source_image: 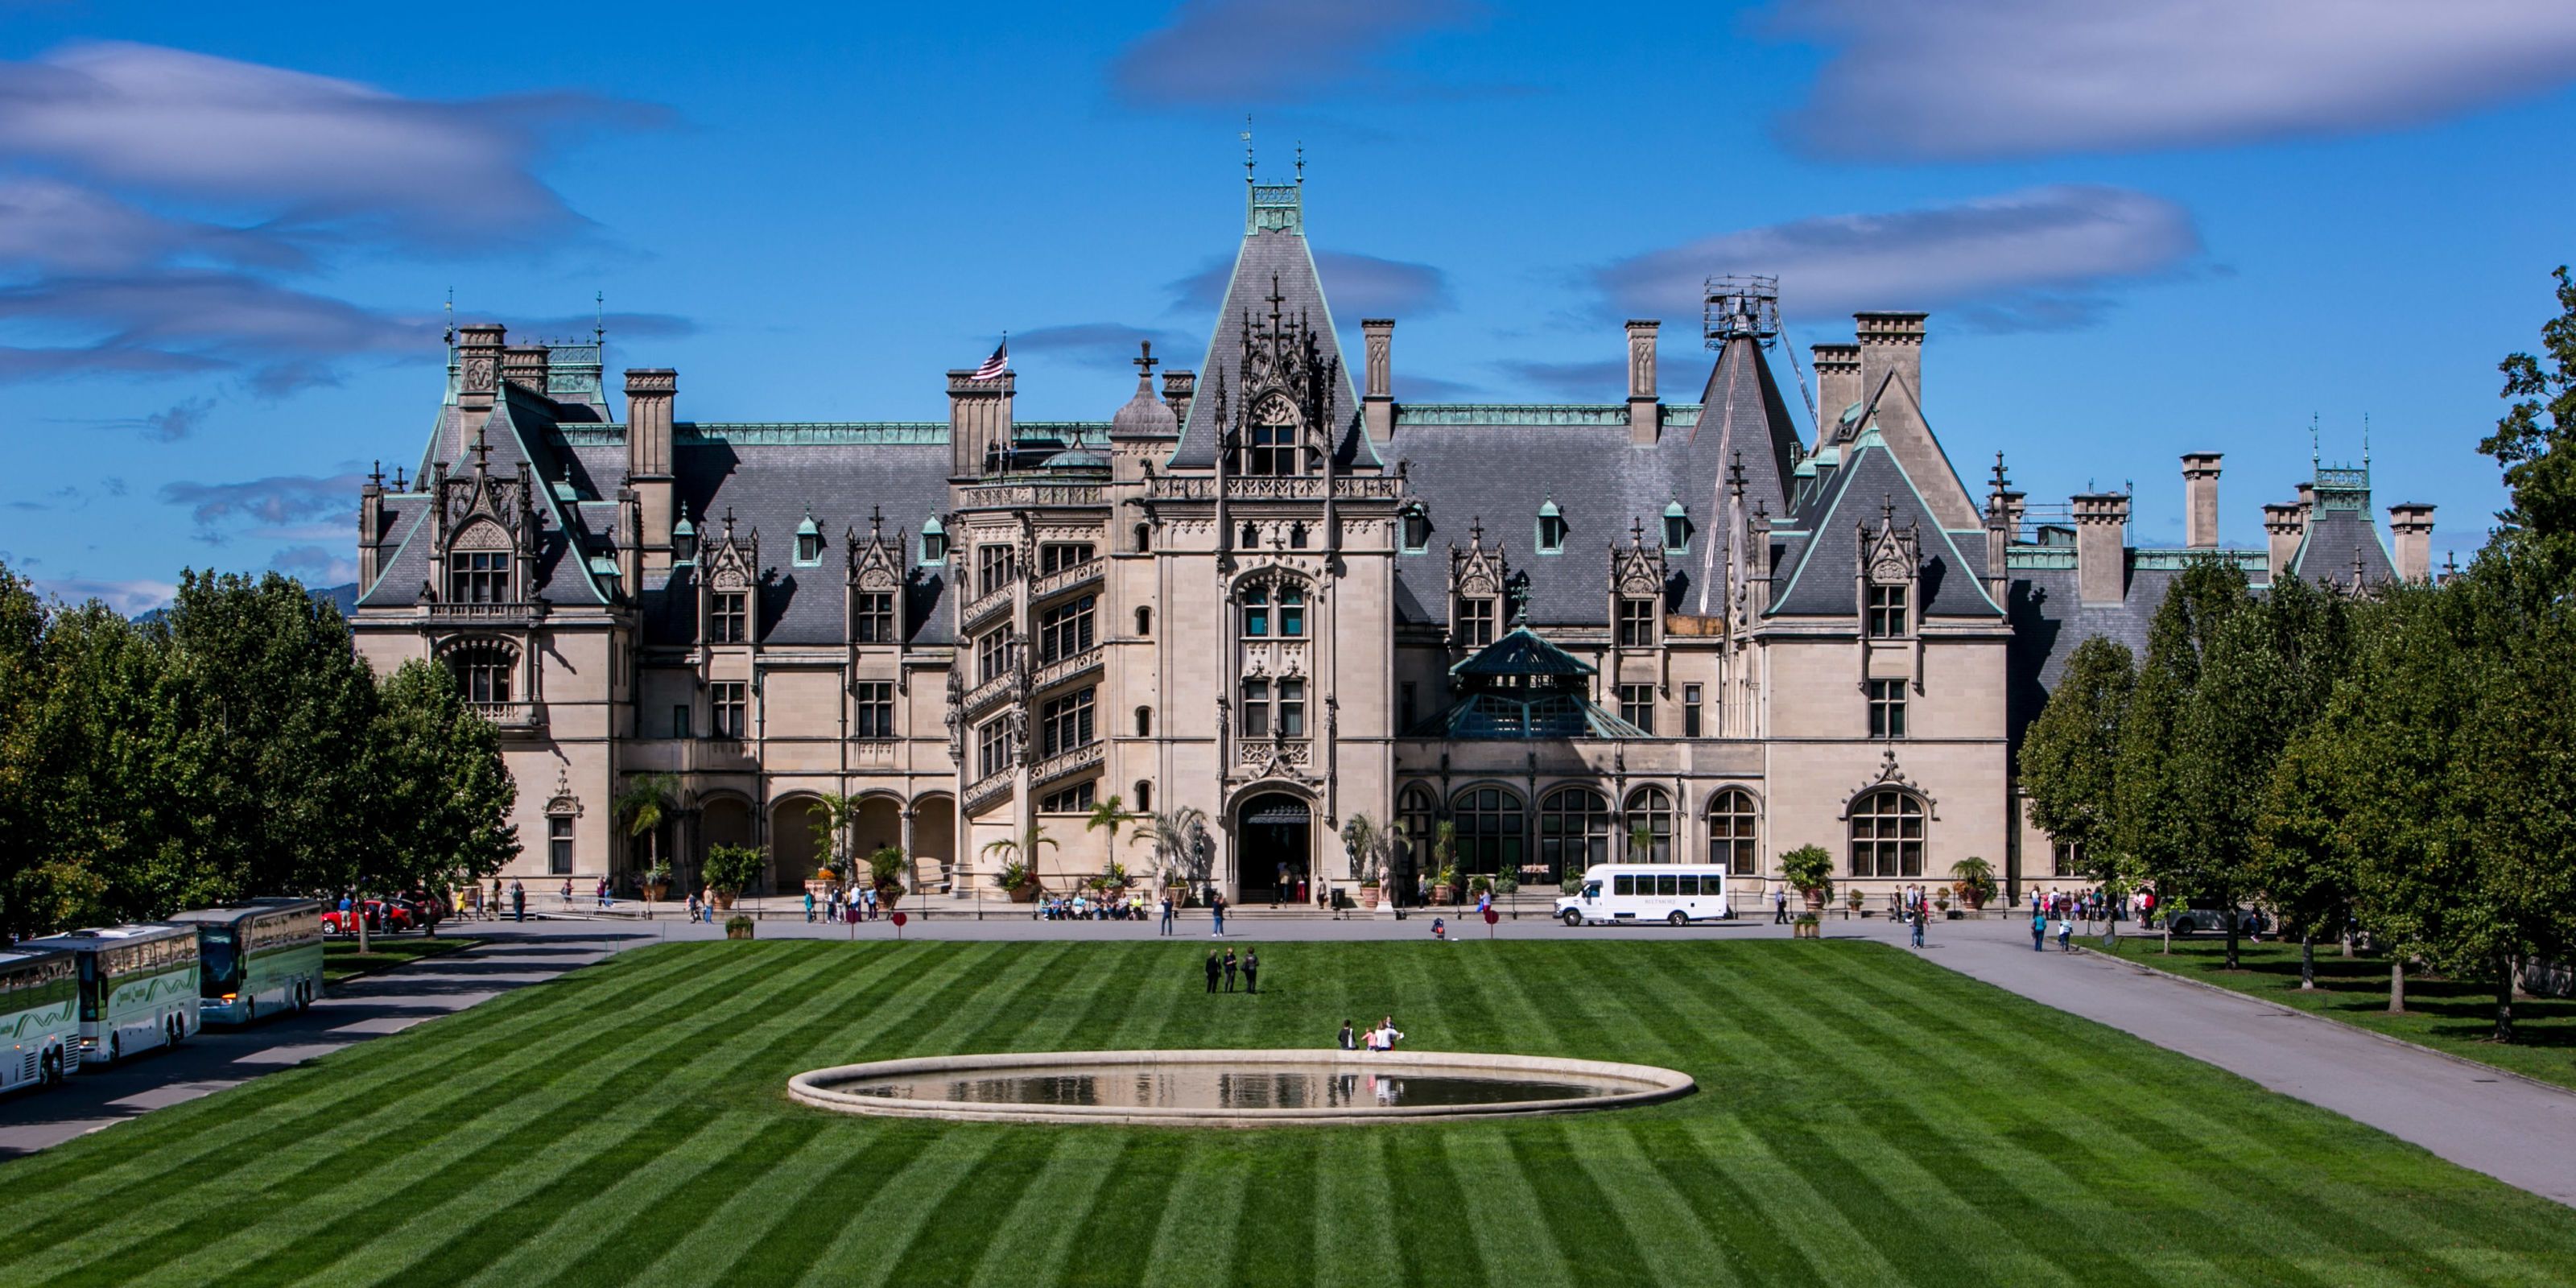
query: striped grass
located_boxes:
[3,939,2574,1287]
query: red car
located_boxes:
[322,900,419,935]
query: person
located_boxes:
[1244,948,1261,995]
[803,890,816,923]
[1222,947,1239,993]
[1205,949,1222,993]
[1773,887,1789,925]
[1909,904,1926,949]
[1431,916,1447,941]
[1476,888,1491,915]
[1376,1017,1405,1051]
[1338,1020,1356,1051]
[2030,904,2046,952]
[1276,861,1290,907]
[2056,914,2074,952]
[685,890,701,924]
[1159,894,1175,936]
[489,878,504,920]
[1211,891,1227,938]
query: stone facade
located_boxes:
[348,178,2435,906]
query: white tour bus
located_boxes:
[0,945,77,1093]
[167,899,326,1024]
[1556,864,1737,926]
[23,924,200,1066]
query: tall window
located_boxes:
[1399,786,1437,884]
[1849,790,1925,877]
[1134,706,1153,737]
[547,816,573,875]
[1450,786,1525,878]
[1662,505,1689,553]
[1278,584,1307,637]
[1457,597,1496,647]
[854,592,895,643]
[919,521,947,565]
[712,681,748,737]
[1867,584,1909,638]
[1618,683,1655,733]
[1242,585,1270,638]
[1133,522,1152,553]
[978,544,1016,596]
[1135,606,1152,637]
[1288,522,1309,550]
[1868,679,1907,738]
[1682,683,1703,738]
[977,717,1013,779]
[1248,423,1297,475]
[449,551,510,603]
[1040,543,1095,574]
[977,626,1014,685]
[1538,787,1613,877]
[1039,594,1096,662]
[2053,839,2083,877]
[712,591,748,643]
[1617,598,1656,646]
[1039,782,1096,814]
[1040,687,1095,758]
[1402,508,1430,552]
[1240,678,1270,737]
[449,643,514,704]
[797,529,824,564]
[1708,790,1758,874]
[1625,786,1674,863]
[1401,681,1418,730]
[854,681,894,738]
[1278,679,1307,737]
[671,704,691,739]
[1134,781,1152,811]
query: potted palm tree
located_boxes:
[1340,813,1406,910]
[1950,856,1997,913]
[867,845,906,909]
[1779,844,1834,914]
[983,823,1055,902]
[1084,795,1136,893]
[614,774,680,898]
[642,857,673,903]
[1431,821,1459,903]
[1130,805,1211,906]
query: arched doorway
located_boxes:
[853,797,903,872]
[912,795,956,893]
[700,796,753,893]
[1237,792,1311,905]
[771,796,829,893]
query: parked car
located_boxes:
[2165,901,2268,937]
[321,900,419,936]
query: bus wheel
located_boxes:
[1667,910,1690,927]
[1561,910,1583,927]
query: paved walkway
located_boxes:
[0,929,642,1158]
[1861,914,2576,1208]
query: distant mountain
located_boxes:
[132,582,360,627]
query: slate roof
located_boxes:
[1767,433,2000,621]
[1170,221,1375,471]
[362,385,612,611]
[2289,506,2396,587]
[2004,564,2175,745]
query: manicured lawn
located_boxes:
[323,935,478,987]
[2099,934,2576,1092]
[4,939,2573,1286]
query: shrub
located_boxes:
[1778,844,1835,900]
[991,861,1034,891]
[705,844,766,896]
[724,914,754,939]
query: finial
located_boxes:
[393,466,407,490]
[1295,141,1305,184]
[1990,448,2009,491]
[595,290,605,345]
[443,288,454,348]
[1243,116,1254,183]
[2310,412,2321,473]
[869,504,884,537]
[2362,412,2371,469]
[473,425,492,472]
[369,459,384,487]
[1469,515,1484,547]
[1881,493,1894,526]
[1268,274,1286,320]
[723,506,736,538]
[1631,516,1645,547]
[1728,450,1747,497]
[1134,341,1158,378]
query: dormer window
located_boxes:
[1248,423,1296,476]
[1867,584,1909,638]
[1535,501,1566,555]
[671,514,697,565]
[712,591,749,643]
[919,518,947,566]
[1617,597,1656,646]
[1456,596,1496,647]
[1402,506,1430,553]
[795,510,824,566]
[1662,502,1689,554]
[449,551,510,603]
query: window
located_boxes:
[673,518,697,565]
[1538,787,1614,877]
[1618,683,1655,733]
[1663,503,1689,553]
[977,626,1014,685]
[712,591,749,643]
[1040,687,1095,758]
[1626,786,1674,863]
[1849,790,1925,877]
[1400,681,1418,730]
[1617,597,1656,646]
[1242,585,1270,638]
[1399,786,1437,883]
[1240,678,1270,737]
[1039,782,1097,814]
[1536,502,1566,554]
[1450,786,1525,877]
[855,592,895,643]
[1241,522,1260,547]
[1249,422,1296,476]
[919,519,947,566]
[1135,606,1152,637]
[671,704,691,740]
[547,816,573,875]
[1868,679,1907,738]
[796,529,824,565]
[1040,543,1095,574]
[449,551,510,603]
[977,717,1013,779]
[1278,679,1307,737]
[1708,789,1758,875]
[1134,706,1153,737]
[1457,597,1496,647]
[1133,522,1152,553]
[1289,522,1309,550]
[449,643,514,704]
[855,681,894,738]
[1134,781,1152,812]
[1867,584,1909,638]
[2053,839,2083,877]
[1039,594,1096,663]
[978,544,1016,596]
[712,682,748,737]
[1682,683,1703,738]
[1278,584,1307,637]
[1402,508,1430,552]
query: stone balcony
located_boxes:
[1029,558,1103,607]
[960,580,1014,634]
[420,600,546,628]
[1140,475,1406,502]
[1030,646,1102,696]
[1030,741,1104,789]
[466,701,546,735]
[963,767,1013,816]
[962,669,1016,720]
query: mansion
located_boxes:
[346,176,2437,905]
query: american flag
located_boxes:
[971,339,1008,381]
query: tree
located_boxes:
[982,823,1056,891]
[703,844,765,902]
[1340,812,1407,890]
[2489,265,2576,562]
[363,659,518,899]
[613,774,682,892]
[803,792,865,886]
[2115,558,2262,966]
[1084,795,1136,878]
[2019,635,2134,888]
[2254,728,2360,989]
[1132,806,1212,894]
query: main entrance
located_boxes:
[1236,793,1311,906]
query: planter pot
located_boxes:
[725,922,754,941]
[1432,884,1454,905]
[875,884,902,909]
[1007,883,1042,904]
[1802,892,1825,913]
[1792,920,1822,940]
[643,881,670,902]
[713,891,737,910]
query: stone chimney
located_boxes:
[2262,503,2305,583]
[2387,503,2436,583]
[2295,481,2315,518]
[1162,369,1195,427]
[1362,319,1394,444]
[625,368,677,570]
[357,469,384,589]
[1626,320,1660,445]
[2181,452,2223,548]
[947,368,1014,479]
[1855,312,1926,415]
[453,323,505,449]
[1812,343,1860,434]
[502,344,550,395]
[2071,492,2130,606]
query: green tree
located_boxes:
[1084,794,1136,879]
[982,822,1056,890]
[2019,634,2134,888]
[1132,806,1212,894]
[364,659,518,898]
[704,844,766,901]
[2489,265,2576,560]
[613,774,683,891]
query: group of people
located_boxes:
[799,886,886,923]
[1336,1017,1406,1052]
[1034,893,1149,921]
[1897,886,1934,948]
[1203,946,1260,993]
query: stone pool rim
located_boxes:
[786,1049,1695,1127]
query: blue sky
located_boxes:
[6,0,2575,611]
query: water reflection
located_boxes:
[842,1064,1608,1109]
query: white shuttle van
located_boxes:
[1555,865,1736,927]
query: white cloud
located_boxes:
[1593,184,2202,332]
[35,576,175,616]
[1773,0,2576,159]
[1111,0,1470,108]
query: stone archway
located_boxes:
[911,796,956,894]
[852,796,902,882]
[700,796,753,894]
[771,796,829,894]
[1236,791,1311,906]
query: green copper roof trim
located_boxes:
[679,423,949,446]
[2130,548,2268,573]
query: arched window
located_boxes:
[1398,785,1437,891]
[1135,605,1153,637]
[1241,522,1260,548]
[1707,789,1758,875]
[1289,521,1309,550]
[1278,584,1307,637]
[1135,706,1152,737]
[1133,522,1152,553]
[1849,790,1925,877]
[1538,787,1613,879]
[1662,502,1690,554]
[1134,781,1152,812]
[1535,500,1567,554]
[1449,786,1525,879]
[446,641,516,705]
[1241,584,1270,637]
[1625,786,1674,863]
[919,517,947,566]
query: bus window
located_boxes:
[1678,874,1699,897]
[1583,881,1602,900]
[75,955,99,1021]
[1613,875,1635,897]
[1657,875,1678,897]
[199,930,239,994]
